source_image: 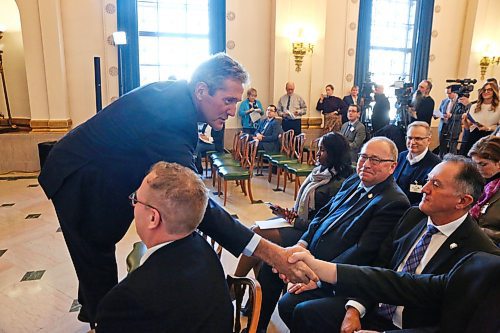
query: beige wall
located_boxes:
[2,0,500,129]
[0,0,30,119]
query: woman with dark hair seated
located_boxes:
[468,135,500,244]
[234,132,354,277]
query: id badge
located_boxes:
[410,183,423,193]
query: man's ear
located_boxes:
[457,194,474,210]
[148,209,162,229]
[194,82,209,101]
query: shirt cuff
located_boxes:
[345,300,366,318]
[242,234,262,256]
[297,240,308,248]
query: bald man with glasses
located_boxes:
[253,137,410,333]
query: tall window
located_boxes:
[368,0,417,117]
[137,0,210,85]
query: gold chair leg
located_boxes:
[247,178,254,204]
[223,180,228,206]
[241,179,247,196]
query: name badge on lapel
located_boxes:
[410,181,423,193]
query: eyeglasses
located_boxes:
[482,88,493,93]
[357,154,394,165]
[128,191,159,211]
[406,136,430,142]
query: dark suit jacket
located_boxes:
[255,117,283,153]
[340,121,366,162]
[355,208,499,329]
[301,174,410,266]
[393,150,441,205]
[95,233,233,332]
[336,251,500,333]
[38,80,253,256]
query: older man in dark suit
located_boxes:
[95,162,232,332]
[394,121,441,205]
[293,155,498,333]
[253,137,410,332]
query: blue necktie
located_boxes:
[379,224,439,321]
[309,187,365,251]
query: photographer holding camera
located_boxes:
[372,84,391,132]
[409,80,435,125]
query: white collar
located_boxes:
[427,213,468,237]
[139,240,174,266]
[407,148,428,165]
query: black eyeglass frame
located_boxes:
[357,153,395,165]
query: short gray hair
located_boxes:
[407,121,431,137]
[365,136,398,161]
[442,154,484,206]
[189,53,249,95]
[147,162,208,235]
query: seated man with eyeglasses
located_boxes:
[95,162,232,332]
[393,121,441,205]
[253,137,411,333]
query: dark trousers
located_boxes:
[51,165,133,322]
[282,118,301,135]
[460,129,492,156]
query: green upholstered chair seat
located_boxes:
[218,166,250,180]
[285,163,315,176]
[213,158,241,168]
[210,152,230,160]
[263,152,286,160]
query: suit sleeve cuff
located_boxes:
[297,240,308,248]
[345,300,366,318]
[242,234,262,256]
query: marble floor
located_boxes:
[0,170,296,332]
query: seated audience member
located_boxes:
[234,133,354,278]
[95,162,232,332]
[239,87,264,135]
[393,121,441,205]
[340,104,367,162]
[373,124,406,153]
[333,155,498,333]
[288,250,500,333]
[253,105,283,153]
[255,137,410,332]
[372,85,391,132]
[316,84,347,134]
[342,86,361,123]
[469,136,500,244]
[277,81,307,135]
[461,81,499,155]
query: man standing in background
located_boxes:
[278,81,307,135]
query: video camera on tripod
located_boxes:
[393,80,414,108]
[360,72,376,105]
[446,78,477,98]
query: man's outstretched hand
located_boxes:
[253,240,318,284]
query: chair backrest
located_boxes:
[227,275,262,333]
[197,230,223,259]
[243,140,260,174]
[308,137,321,165]
[280,129,295,156]
[292,133,306,162]
[235,133,250,162]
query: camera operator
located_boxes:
[409,80,435,125]
[460,81,499,155]
[372,84,390,132]
[437,86,459,157]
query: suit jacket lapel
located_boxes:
[392,218,427,269]
[421,216,472,273]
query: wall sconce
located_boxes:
[292,42,314,72]
[479,56,500,80]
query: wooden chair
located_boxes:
[208,131,241,180]
[263,129,294,184]
[227,275,262,333]
[269,133,306,191]
[212,133,249,187]
[217,140,259,206]
[283,137,320,199]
